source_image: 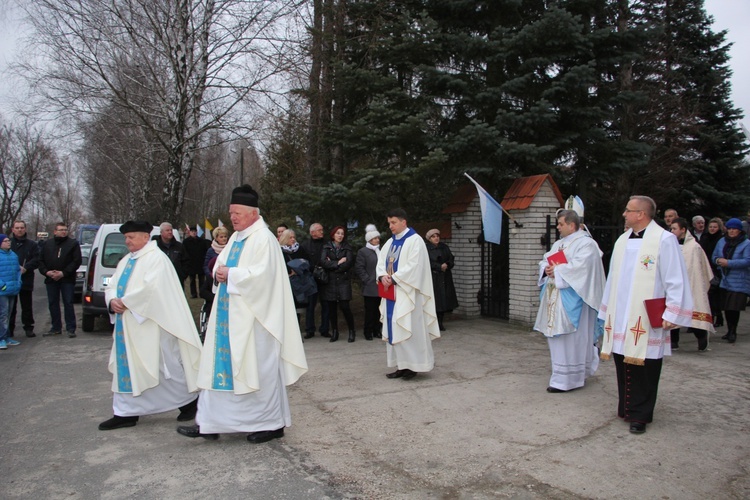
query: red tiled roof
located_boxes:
[442,184,480,214]
[501,174,563,210]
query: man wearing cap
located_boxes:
[599,196,692,434]
[534,210,605,393]
[178,185,307,443]
[377,208,440,381]
[98,221,203,431]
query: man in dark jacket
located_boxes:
[300,222,329,338]
[182,226,210,298]
[153,222,189,284]
[38,222,82,338]
[9,220,40,337]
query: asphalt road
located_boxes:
[2,274,749,499]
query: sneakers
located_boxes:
[0,340,6,350]
[67,331,77,338]
[6,339,20,346]
[43,330,62,337]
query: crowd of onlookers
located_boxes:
[661,209,750,347]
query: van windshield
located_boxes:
[102,234,128,268]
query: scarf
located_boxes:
[281,241,300,254]
[366,242,380,253]
[211,239,226,254]
[722,232,747,260]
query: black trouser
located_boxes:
[708,284,722,323]
[363,296,381,335]
[188,273,205,297]
[670,328,707,346]
[614,353,662,424]
[9,289,34,335]
[328,300,355,332]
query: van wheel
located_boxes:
[82,314,95,332]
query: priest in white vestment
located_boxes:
[178,185,308,443]
[599,196,693,434]
[669,218,715,351]
[99,221,203,431]
[533,210,605,393]
[377,208,440,380]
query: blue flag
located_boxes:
[464,173,503,244]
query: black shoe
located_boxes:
[386,369,405,379]
[177,425,218,440]
[373,331,382,339]
[671,344,678,351]
[713,317,723,327]
[304,332,315,339]
[348,330,355,343]
[329,330,339,342]
[177,399,198,421]
[68,331,77,338]
[43,330,62,337]
[320,331,331,338]
[546,387,567,393]
[247,428,284,443]
[401,369,417,380]
[99,415,139,431]
[364,330,373,341]
[629,422,646,434]
[191,294,198,299]
[721,333,729,340]
[727,332,737,343]
[25,331,36,338]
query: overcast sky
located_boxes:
[1,1,748,125]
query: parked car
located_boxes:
[74,244,91,302]
[81,224,180,332]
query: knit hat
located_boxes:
[0,234,7,245]
[725,218,743,230]
[365,228,380,242]
[425,228,440,239]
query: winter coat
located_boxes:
[287,258,318,307]
[301,237,326,267]
[183,236,210,274]
[10,235,40,291]
[320,241,354,302]
[354,246,379,297]
[153,236,189,282]
[426,241,459,312]
[0,249,22,296]
[712,236,750,295]
[38,236,82,284]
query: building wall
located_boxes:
[443,198,482,318]
[507,182,560,326]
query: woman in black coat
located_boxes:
[425,229,459,331]
[701,218,726,327]
[320,225,356,342]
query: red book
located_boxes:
[643,297,667,329]
[378,281,395,300]
[547,250,568,266]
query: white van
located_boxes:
[81,224,181,332]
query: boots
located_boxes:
[727,326,737,343]
[364,329,373,341]
[373,325,382,339]
[329,330,339,342]
[348,330,356,343]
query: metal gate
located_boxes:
[479,215,510,318]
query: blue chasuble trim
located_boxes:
[115,258,136,393]
[211,239,246,390]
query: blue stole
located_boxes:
[114,258,137,393]
[211,238,246,390]
[538,282,584,330]
[384,228,417,344]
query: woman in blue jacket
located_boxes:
[712,218,750,343]
[0,234,22,349]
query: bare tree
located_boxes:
[48,156,85,226]
[0,121,58,233]
[19,0,300,222]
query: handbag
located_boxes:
[313,265,328,285]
